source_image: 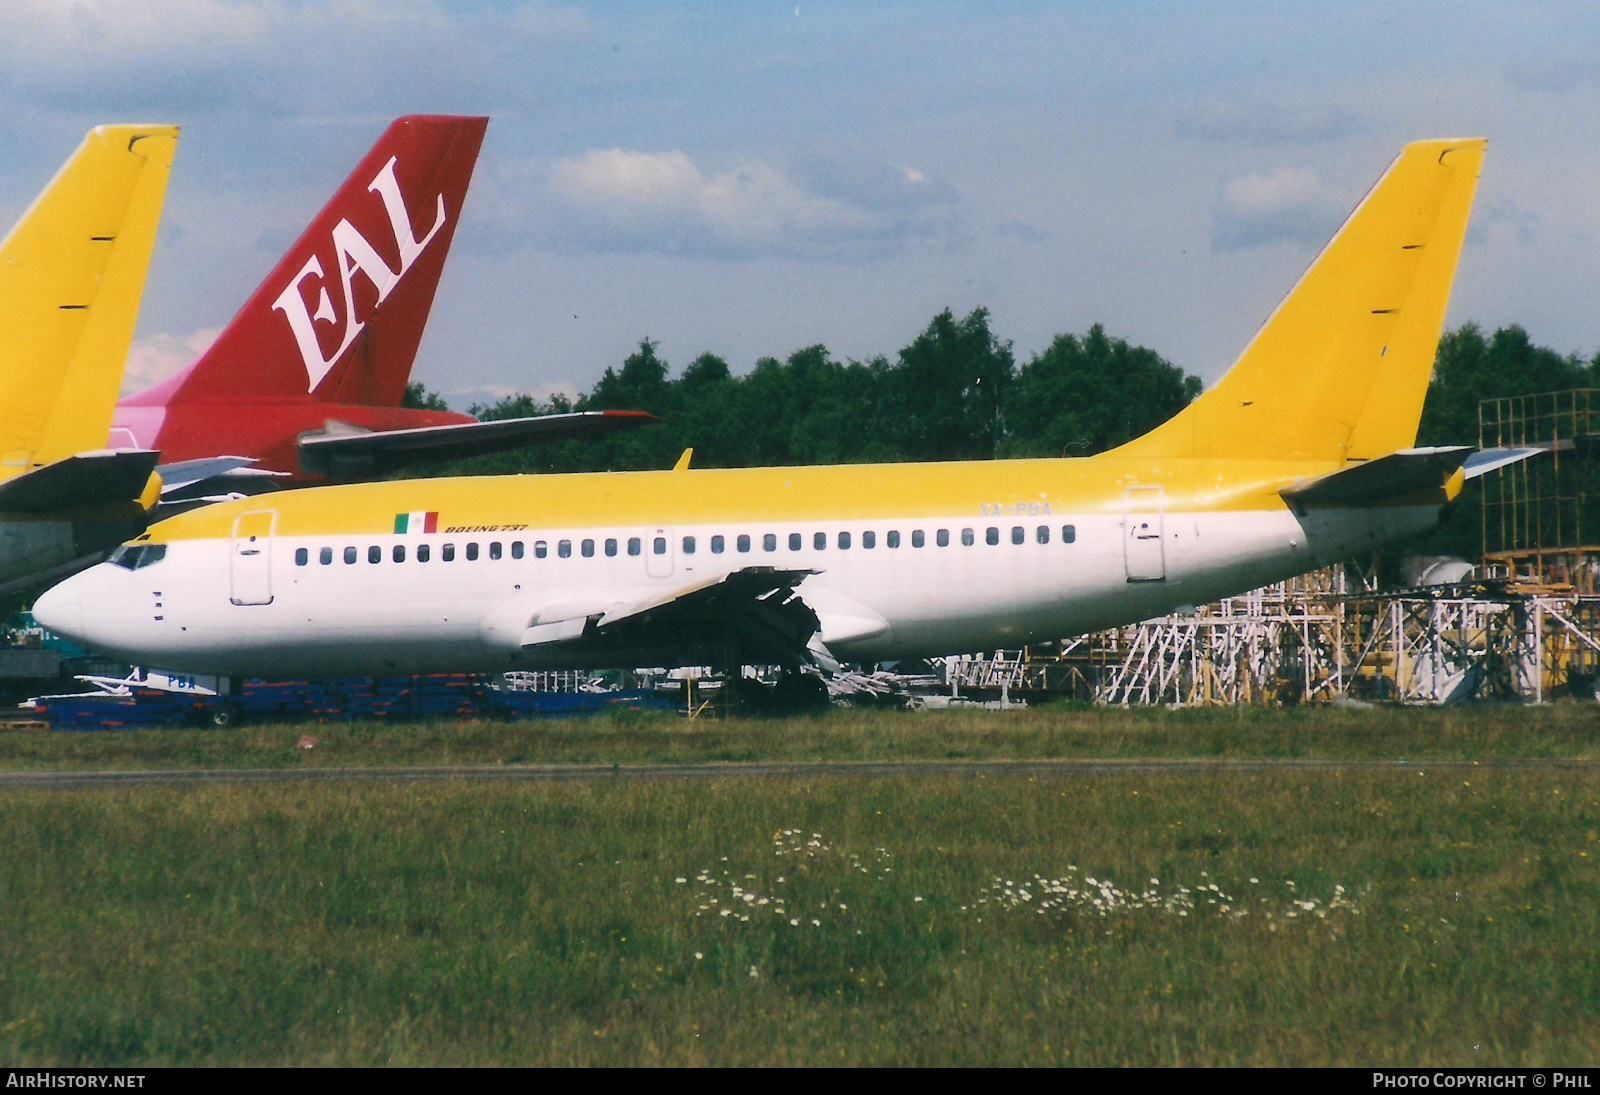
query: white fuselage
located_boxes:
[38,503,1438,677]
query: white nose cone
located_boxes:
[32,574,85,643]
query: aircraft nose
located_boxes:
[32,576,85,643]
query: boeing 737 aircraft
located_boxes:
[0,124,177,597]
[111,115,651,500]
[39,139,1502,687]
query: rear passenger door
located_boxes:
[1123,487,1166,583]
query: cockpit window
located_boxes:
[109,543,167,570]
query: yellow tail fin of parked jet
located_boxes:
[0,124,179,473]
[1119,138,1485,465]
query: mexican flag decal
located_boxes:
[394,511,438,534]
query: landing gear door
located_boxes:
[646,527,673,578]
[230,510,277,605]
[1123,486,1166,583]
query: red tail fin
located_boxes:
[157,115,486,407]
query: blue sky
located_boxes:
[2,1,1597,405]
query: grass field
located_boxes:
[1,717,1598,1064]
[1,702,1598,770]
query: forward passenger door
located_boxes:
[230,510,277,605]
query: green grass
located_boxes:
[1,702,1598,770]
[2,766,1598,1065]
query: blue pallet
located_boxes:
[38,674,671,730]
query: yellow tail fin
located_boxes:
[1119,138,1485,464]
[0,124,179,472]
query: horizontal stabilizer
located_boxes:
[0,450,160,513]
[298,409,658,480]
[1462,446,1545,480]
[157,456,259,493]
[522,566,820,666]
[156,457,289,502]
[1281,446,1470,509]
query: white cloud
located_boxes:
[1210,166,1349,251]
[539,148,959,260]
[121,327,220,395]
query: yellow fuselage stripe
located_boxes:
[146,454,1344,541]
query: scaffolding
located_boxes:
[500,670,608,693]
[1479,388,1600,579]
[1007,574,1600,707]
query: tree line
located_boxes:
[411,307,1202,474]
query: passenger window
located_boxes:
[961,528,975,547]
[558,541,571,558]
[443,544,456,562]
[393,545,406,563]
[653,537,666,555]
[1062,524,1076,544]
[985,527,999,546]
[320,547,333,565]
[604,539,617,557]
[1012,526,1024,545]
[511,542,524,559]
[418,544,431,563]
[344,547,357,564]
[295,548,308,566]
[936,529,949,547]
[863,531,876,549]
[491,542,503,560]
[679,536,693,555]
[789,533,802,551]
[579,540,592,558]
[534,541,548,559]
[887,530,900,548]
[838,531,851,550]
[763,533,777,552]
[1036,525,1049,544]
[913,530,925,548]
[814,532,826,550]
[468,542,481,561]
[368,545,382,563]
[737,534,751,553]
[711,535,725,554]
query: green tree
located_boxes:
[1417,323,1598,447]
[468,392,572,421]
[884,308,1014,460]
[587,339,672,416]
[410,310,1197,477]
[1004,323,1201,457]
[1402,323,1600,560]
[401,382,450,411]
